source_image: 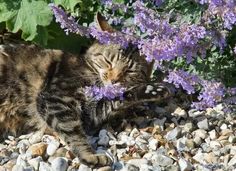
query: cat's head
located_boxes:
[84,13,153,86]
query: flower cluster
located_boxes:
[197,0,236,30]
[49,4,89,36]
[49,1,236,110]
[164,70,200,94]
[192,81,225,110]
[84,84,126,100]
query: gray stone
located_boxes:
[176,138,186,151]
[179,158,192,171]
[127,158,148,168]
[209,130,217,140]
[183,123,194,133]
[192,129,207,139]
[23,166,35,171]
[51,157,68,171]
[12,164,24,171]
[46,142,60,156]
[98,129,110,146]
[165,127,182,141]
[188,109,204,117]
[39,162,52,171]
[151,154,173,166]
[28,156,43,170]
[197,119,209,130]
[148,138,158,150]
[228,155,236,167]
[172,107,187,118]
[153,117,166,130]
[125,163,139,171]
[78,164,92,171]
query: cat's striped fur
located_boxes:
[0,16,172,168]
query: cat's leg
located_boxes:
[37,93,112,168]
[108,82,174,118]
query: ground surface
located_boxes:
[0,103,235,171]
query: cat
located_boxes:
[0,14,172,168]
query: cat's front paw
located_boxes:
[80,153,113,168]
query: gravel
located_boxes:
[0,103,235,171]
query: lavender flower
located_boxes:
[192,81,225,110]
[85,84,126,100]
[164,70,200,94]
[49,4,89,36]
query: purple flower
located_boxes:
[164,70,200,94]
[192,81,226,110]
[85,84,126,100]
[49,4,89,36]
[234,45,236,54]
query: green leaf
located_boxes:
[0,0,52,41]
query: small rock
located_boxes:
[47,141,60,156]
[192,129,207,139]
[197,119,209,130]
[209,130,218,140]
[28,156,43,170]
[172,107,187,118]
[183,123,194,133]
[97,166,112,171]
[125,163,139,171]
[153,118,166,130]
[193,151,205,164]
[78,164,92,171]
[23,166,35,171]
[228,135,236,143]
[228,155,236,167]
[148,138,158,150]
[27,143,47,157]
[12,164,24,171]
[127,158,148,168]
[98,129,110,146]
[209,141,221,150]
[165,127,182,141]
[151,154,173,166]
[39,161,52,171]
[130,128,140,138]
[179,158,192,171]
[176,138,186,151]
[220,123,227,130]
[29,131,44,144]
[188,109,204,117]
[51,157,68,171]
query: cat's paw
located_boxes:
[80,153,113,168]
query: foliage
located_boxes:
[0,0,235,109]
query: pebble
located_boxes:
[98,129,110,146]
[78,164,92,171]
[148,138,158,150]
[127,158,148,168]
[178,158,192,171]
[28,156,43,170]
[197,118,209,130]
[39,161,52,171]
[151,154,173,166]
[0,103,235,171]
[47,141,60,156]
[51,157,68,171]
[165,127,182,141]
[27,142,47,157]
[12,164,24,171]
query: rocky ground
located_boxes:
[0,103,235,171]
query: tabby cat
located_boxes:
[0,14,171,168]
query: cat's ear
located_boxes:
[96,12,116,33]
